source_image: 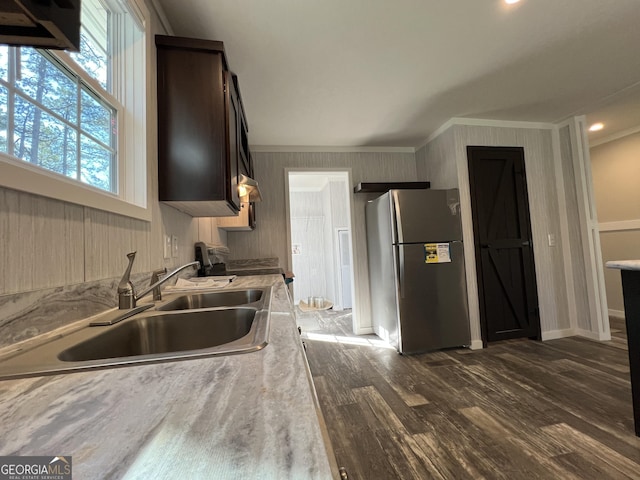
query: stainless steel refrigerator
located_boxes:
[365,188,470,354]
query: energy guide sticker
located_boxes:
[424,243,451,263]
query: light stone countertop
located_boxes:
[606,260,640,271]
[0,275,336,479]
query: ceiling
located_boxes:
[154,0,640,148]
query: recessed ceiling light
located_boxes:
[505,0,521,4]
[589,122,605,132]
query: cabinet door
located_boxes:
[224,71,241,210]
[239,108,250,176]
[157,48,227,202]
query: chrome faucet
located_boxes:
[117,251,200,309]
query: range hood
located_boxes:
[237,174,263,203]
[0,0,81,51]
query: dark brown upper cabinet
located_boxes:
[156,35,252,217]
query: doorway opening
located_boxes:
[285,171,356,324]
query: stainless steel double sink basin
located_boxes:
[0,287,271,380]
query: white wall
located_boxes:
[591,131,640,314]
[558,125,592,332]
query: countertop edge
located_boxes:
[606,260,640,271]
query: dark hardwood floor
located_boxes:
[299,310,640,479]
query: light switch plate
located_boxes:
[548,233,556,247]
[163,234,171,259]
[172,235,179,258]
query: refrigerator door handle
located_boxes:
[395,246,405,299]
[391,190,402,244]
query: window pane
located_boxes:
[0,0,125,199]
[81,134,113,192]
[81,87,114,146]
[13,96,78,177]
[16,48,78,124]
[71,0,109,91]
[0,46,8,81]
[0,86,7,153]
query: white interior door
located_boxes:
[291,216,326,304]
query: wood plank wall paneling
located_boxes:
[0,185,221,296]
[559,125,592,331]
[416,125,574,345]
[451,125,572,337]
[416,127,457,189]
[34,195,84,289]
[84,208,152,281]
[227,151,418,332]
[0,188,84,294]
[0,161,219,293]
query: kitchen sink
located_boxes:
[156,289,263,311]
[0,286,272,380]
[58,308,257,362]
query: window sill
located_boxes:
[0,154,151,222]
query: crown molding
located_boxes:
[250,145,415,153]
[417,117,556,151]
[149,0,174,35]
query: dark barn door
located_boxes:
[467,146,541,344]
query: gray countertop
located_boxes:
[606,260,640,271]
[0,275,336,479]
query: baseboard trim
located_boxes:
[609,309,626,319]
[541,328,575,341]
[575,327,611,341]
[470,339,483,350]
[356,326,375,335]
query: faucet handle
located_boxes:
[151,267,168,301]
[117,252,137,309]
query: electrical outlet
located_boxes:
[172,235,179,258]
[163,234,171,259]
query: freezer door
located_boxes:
[392,189,462,244]
[395,241,470,353]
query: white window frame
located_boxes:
[0,0,150,221]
